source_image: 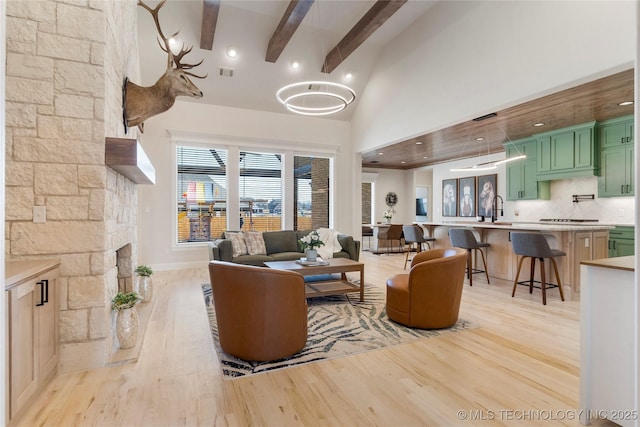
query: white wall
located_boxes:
[352,1,635,154]
[137,101,351,270]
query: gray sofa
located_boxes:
[208,230,360,267]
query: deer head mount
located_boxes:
[123,0,206,133]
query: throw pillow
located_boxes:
[226,232,248,258]
[245,231,267,255]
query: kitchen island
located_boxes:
[417,221,614,298]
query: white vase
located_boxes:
[385,218,391,224]
[116,307,139,349]
[305,249,318,262]
[137,276,153,303]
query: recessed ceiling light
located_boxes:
[345,73,353,80]
[475,137,484,141]
[291,59,300,69]
[415,141,423,145]
[226,46,238,58]
[378,152,384,155]
[618,101,634,106]
[533,122,545,127]
[168,37,178,47]
[423,156,429,159]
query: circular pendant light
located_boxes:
[276,81,356,116]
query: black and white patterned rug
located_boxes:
[202,284,472,379]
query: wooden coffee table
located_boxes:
[264,258,365,302]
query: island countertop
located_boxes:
[419,221,615,232]
[580,255,634,271]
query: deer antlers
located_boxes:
[137,0,206,79]
[122,0,207,133]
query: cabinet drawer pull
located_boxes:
[36,280,46,306]
[621,185,625,194]
[627,136,631,143]
[43,279,49,303]
[608,241,611,250]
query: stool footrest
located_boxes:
[515,279,560,290]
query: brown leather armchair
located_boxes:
[208,261,308,361]
[386,247,467,329]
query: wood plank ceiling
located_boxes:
[362,68,635,170]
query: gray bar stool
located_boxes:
[448,228,490,286]
[510,232,566,305]
[402,225,436,269]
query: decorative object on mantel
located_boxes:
[123,0,206,133]
[111,291,142,349]
[105,137,156,184]
[134,265,153,303]
[299,231,325,262]
[572,194,595,203]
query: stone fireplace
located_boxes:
[5,0,143,371]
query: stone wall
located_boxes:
[5,0,139,372]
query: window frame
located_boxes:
[172,139,336,248]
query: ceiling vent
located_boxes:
[218,67,234,77]
[472,112,498,122]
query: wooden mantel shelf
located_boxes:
[105,137,156,185]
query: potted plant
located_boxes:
[135,265,153,303]
[111,291,142,349]
[299,231,325,262]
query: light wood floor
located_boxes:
[16,251,615,426]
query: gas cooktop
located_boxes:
[539,218,599,223]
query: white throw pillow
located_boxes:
[226,232,248,257]
[244,231,267,255]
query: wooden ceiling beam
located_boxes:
[265,0,315,63]
[200,0,220,51]
[322,0,407,74]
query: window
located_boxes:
[239,151,282,232]
[175,145,333,243]
[294,156,330,230]
[176,147,227,242]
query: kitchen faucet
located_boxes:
[491,195,504,222]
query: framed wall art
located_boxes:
[442,179,457,217]
[458,176,476,217]
[477,174,497,218]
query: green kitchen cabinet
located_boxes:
[608,226,634,258]
[598,116,634,197]
[536,122,597,180]
[599,115,633,149]
[599,144,634,197]
[504,138,550,201]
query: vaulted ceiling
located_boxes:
[136,1,634,170]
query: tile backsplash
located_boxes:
[504,176,634,225]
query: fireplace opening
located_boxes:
[116,244,133,293]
